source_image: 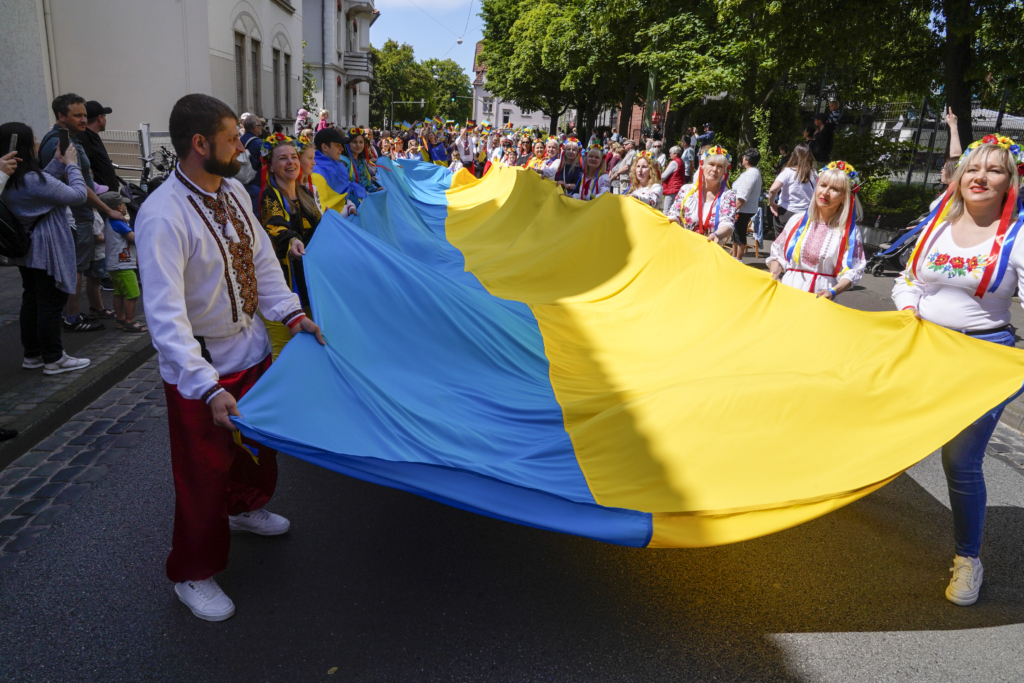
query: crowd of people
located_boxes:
[1,91,1021,618]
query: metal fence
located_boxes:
[858,101,1024,187]
[99,128,172,184]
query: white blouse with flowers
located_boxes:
[668,183,739,235]
[767,212,866,294]
[892,221,1024,331]
[628,183,663,208]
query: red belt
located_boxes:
[787,268,834,293]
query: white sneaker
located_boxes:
[946,555,983,606]
[174,578,236,621]
[228,508,290,536]
[22,356,43,369]
[42,352,91,375]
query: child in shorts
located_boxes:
[100,192,147,333]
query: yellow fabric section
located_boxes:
[310,173,349,213]
[443,165,1024,548]
[263,317,292,361]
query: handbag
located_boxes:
[0,199,43,259]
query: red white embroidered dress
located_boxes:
[766,213,866,294]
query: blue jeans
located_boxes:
[941,328,1016,557]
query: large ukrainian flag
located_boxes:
[234,159,1024,548]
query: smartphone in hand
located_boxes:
[7,133,17,153]
[58,128,70,155]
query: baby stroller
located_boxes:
[865,214,926,277]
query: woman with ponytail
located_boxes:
[892,137,1024,607]
[667,145,738,246]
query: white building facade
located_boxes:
[1,0,373,136]
[301,0,377,128]
[471,42,549,131]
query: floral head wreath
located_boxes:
[564,137,581,147]
[588,142,604,152]
[348,127,366,138]
[700,145,732,168]
[959,134,1024,176]
[260,132,307,159]
[821,160,861,194]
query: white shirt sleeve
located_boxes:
[766,213,804,272]
[661,160,678,181]
[137,211,221,400]
[892,267,924,310]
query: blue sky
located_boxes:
[372,0,484,79]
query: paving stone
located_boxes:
[157,396,167,407]
[117,410,145,423]
[105,421,127,434]
[15,450,51,468]
[7,477,46,497]
[12,498,48,516]
[69,450,101,467]
[112,431,142,448]
[74,466,108,484]
[95,449,126,466]
[84,420,115,436]
[148,407,168,418]
[31,435,66,451]
[29,462,63,478]
[32,482,66,499]
[101,405,129,419]
[28,504,68,526]
[145,389,164,400]
[53,483,90,505]
[50,467,84,483]
[93,434,118,449]
[13,403,37,411]
[127,418,159,433]
[0,516,28,536]
[46,447,79,462]
[117,395,139,405]
[0,498,23,518]
[0,468,30,486]
[54,422,85,437]
[88,398,116,409]
[0,553,22,572]
[5,528,46,552]
[67,434,96,446]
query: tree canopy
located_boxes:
[369,41,473,128]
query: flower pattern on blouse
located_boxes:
[669,185,739,233]
[926,251,994,279]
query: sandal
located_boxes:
[90,307,117,319]
[122,320,148,333]
[115,319,125,330]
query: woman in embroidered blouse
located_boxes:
[258,136,322,310]
[379,137,392,160]
[342,128,383,194]
[572,144,610,201]
[766,161,866,299]
[667,146,738,246]
[625,152,663,209]
[536,138,561,180]
[892,137,1024,607]
[391,137,404,160]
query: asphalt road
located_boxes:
[2,242,1024,681]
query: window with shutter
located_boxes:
[273,48,281,118]
[234,33,246,115]
[251,38,261,115]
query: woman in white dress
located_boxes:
[625,151,663,208]
[892,136,1024,607]
[766,161,866,300]
[572,144,611,201]
[667,146,738,246]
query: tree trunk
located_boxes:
[618,65,640,137]
[943,0,975,151]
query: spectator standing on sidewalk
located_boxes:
[239,113,265,212]
[38,93,124,333]
[136,94,324,622]
[79,101,120,192]
[680,137,695,183]
[660,145,687,214]
[1,122,92,375]
[809,112,835,164]
[99,192,146,333]
[695,123,716,148]
[768,143,817,238]
[729,148,763,259]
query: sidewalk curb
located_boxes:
[1000,397,1024,433]
[0,339,155,472]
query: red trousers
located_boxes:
[164,355,277,583]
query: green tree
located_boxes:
[301,40,319,113]
[369,39,432,128]
[422,58,474,122]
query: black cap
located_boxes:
[703,122,713,129]
[313,127,346,150]
[86,101,112,119]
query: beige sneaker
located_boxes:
[43,352,91,375]
[945,555,983,606]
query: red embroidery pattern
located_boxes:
[186,195,238,322]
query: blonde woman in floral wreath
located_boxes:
[625,151,663,208]
[892,136,1024,607]
[766,161,865,299]
[668,145,738,246]
[572,143,611,201]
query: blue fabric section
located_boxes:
[235,160,653,547]
[109,219,132,236]
[313,150,368,202]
